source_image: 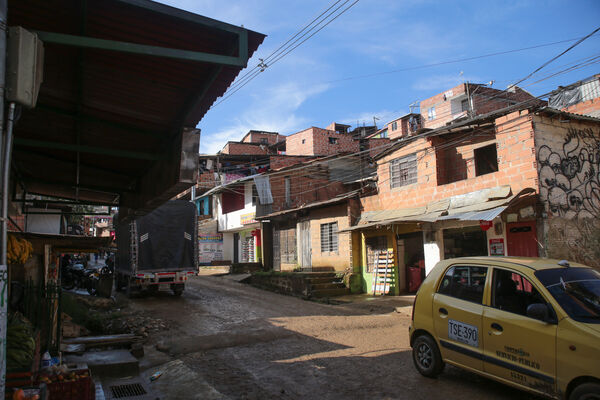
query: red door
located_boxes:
[507,221,539,257]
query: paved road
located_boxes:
[126,275,539,400]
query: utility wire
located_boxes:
[508,26,600,91]
[224,0,347,93]
[212,0,360,108]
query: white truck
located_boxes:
[115,200,197,297]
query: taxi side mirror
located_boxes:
[527,303,550,322]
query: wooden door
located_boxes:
[300,221,311,271]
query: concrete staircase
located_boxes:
[301,271,350,298]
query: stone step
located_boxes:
[310,282,346,290]
[296,272,338,278]
[304,277,341,284]
[66,349,139,378]
[312,287,350,298]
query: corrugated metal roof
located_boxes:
[341,187,536,232]
[8,0,265,214]
[256,189,362,220]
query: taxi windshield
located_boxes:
[535,267,600,324]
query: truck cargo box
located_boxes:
[116,200,197,274]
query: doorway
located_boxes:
[299,221,311,271]
[507,221,539,257]
[397,232,425,293]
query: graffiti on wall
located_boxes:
[537,127,600,219]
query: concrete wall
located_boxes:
[216,182,257,231]
[242,132,285,145]
[308,204,351,271]
[533,113,600,266]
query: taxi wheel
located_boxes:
[412,334,445,378]
[570,382,600,400]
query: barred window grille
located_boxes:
[390,153,417,188]
[320,222,338,253]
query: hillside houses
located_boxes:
[185,75,600,295]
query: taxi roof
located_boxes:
[444,256,591,271]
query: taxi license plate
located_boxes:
[448,319,478,348]
[158,284,171,291]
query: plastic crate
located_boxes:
[46,376,94,400]
[42,364,94,400]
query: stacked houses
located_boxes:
[181,75,600,295]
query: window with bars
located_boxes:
[320,222,338,253]
[390,153,417,188]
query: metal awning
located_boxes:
[341,187,535,232]
[8,0,265,216]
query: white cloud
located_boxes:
[412,74,483,92]
[338,109,405,128]
[199,80,330,154]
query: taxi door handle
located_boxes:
[439,307,448,316]
[491,322,503,332]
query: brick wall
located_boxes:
[361,109,538,212]
[419,83,538,130]
[420,84,469,129]
[563,97,600,117]
[366,137,391,157]
[286,127,359,156]
[221,142,269,155]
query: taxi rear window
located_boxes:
[535,267,600,324]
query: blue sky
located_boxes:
[157,0,600,154]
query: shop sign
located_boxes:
[489,238,505,256]
[240,212,257,225]
[479,220,493,231]
[198,233,223,263]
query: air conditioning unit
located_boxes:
[6,26,44,108]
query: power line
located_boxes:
[324,33,600,85]
[212,0,360,108]
[508,26,600,91]
[225,0,349,93]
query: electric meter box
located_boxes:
[6,26,44,108]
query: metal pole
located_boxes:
[0,0,8,395]
[0,102,15,399]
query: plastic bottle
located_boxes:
[41,351,52,370]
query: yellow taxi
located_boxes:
[409,257,600,400]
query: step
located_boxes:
[66,349,139,378]
[312,287,351,298]
[310,282,346,290]
[304,277,341,284]
[296,272,338,278]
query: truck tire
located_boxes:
[172,284,184,297]
[114,273,122,292]
[126,279,133,298]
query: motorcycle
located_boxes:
[85,266,113,297]
[61,260,87,290]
